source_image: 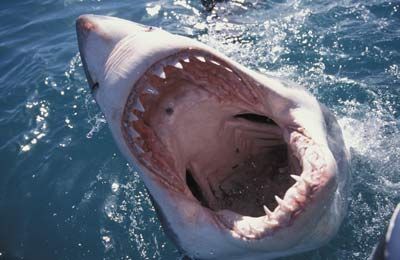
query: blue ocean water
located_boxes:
[0,0,399,259]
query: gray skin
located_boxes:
[76,14,351,259]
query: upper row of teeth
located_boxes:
[260,132,327,222]
[221,169,318,235]
[147,53,232,80]
[264,175,309,212]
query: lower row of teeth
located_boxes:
[262,139,323,226]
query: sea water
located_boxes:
[0,0,399,259]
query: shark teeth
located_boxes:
[263,205,273,217]
[133,143,144,154]
[181,55,190,63]
[275,196,295,212]
[128,126,140,138]
[153,66,166,79]
[144,53,229,87]
[118,50,333,242]
[170,60,183,69]
[290,174,302,182]
[194,55,206,62]
[224,66,233,72]
[120,50,332,240]
[128,112,138,122]
[290,174,311,196]
[258,173,312,223]
[133,97,145,112]
[210,60,221,66]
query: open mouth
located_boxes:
[121,49,332,239]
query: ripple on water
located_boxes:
[1,0,399,259]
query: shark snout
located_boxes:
[76,14,150,91]
[76,15,111,90]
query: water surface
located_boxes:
[1,0,399,259]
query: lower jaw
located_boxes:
[141,126,330,240]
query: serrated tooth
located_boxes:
[153,65,166,79]
[128,127,139,138]
[181,55,190,63]
[296,178,311,196]
[194,55,206,62]
[284,186,299,201]
[275,196,294,212]
[275,195,284,206]
[263,205,273,217]
[143,85,159,95]
[133,97,145,112]
[290,174,302,182]
[224,66,233,72]
[170,60,183,69]
[128,112,138,122]
[210,60,220,66]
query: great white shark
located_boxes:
[76,14,351,259]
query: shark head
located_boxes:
[76,14,351,259]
